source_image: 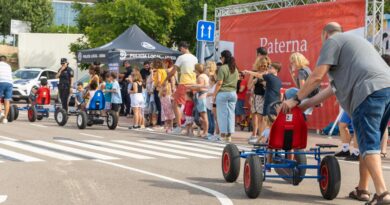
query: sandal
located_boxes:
[349,187,371,201]
[366,191,390,205]
[381,153,387,159]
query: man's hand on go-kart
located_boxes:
[281,99,299,114]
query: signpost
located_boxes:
[196,20,215,42]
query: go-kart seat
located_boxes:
[268,107,308,150]
[88,90,105,110]
[36,87,51,105]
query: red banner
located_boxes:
[220,0,365,129]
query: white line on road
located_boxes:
[30,124,47,128]
[189,140,227,148]
[141,140,221,156]
[94,160,233,205]
[87,140,186,159]
[0,141,82,161]
[0,195,7,203]
[79,133,104,139]
[0,147,43,162]
[0,136,17,141]
[57,140,154,159]
[28,140,118,160]
[166,140,223,151]
[114,140,217,159]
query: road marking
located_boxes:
[0,136,17,141]
[0,147,43,162]
[166,140,223,151]
[306,156,390,170]
[0,141,82,161]
[79,133,104,139]
[87,140,186,159]
[141,140,221,156]
[0,195,7,203]
[28,140,118,160]
[57,140,154,159]
[189,140,227,147]
[94,160,233,205]
[114,140,217,159]
[30,124,47,128]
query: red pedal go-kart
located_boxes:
[221,106,341,200]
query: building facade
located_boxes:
[52,0,94,26]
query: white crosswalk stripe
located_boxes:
[114,140,217,159]
[165,140,223,151]
[189,140,227,147]
[28,140,118,160]
[0,147,43,162]
[57,140,154,159]
[0,141,82,161]
[87,140,187,159]
[140,140,222,156]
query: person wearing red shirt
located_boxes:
[235,72,247,126]
[183,92,195,136]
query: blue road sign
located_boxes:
[196,20,215,42]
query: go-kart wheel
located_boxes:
[37,115,43,121]
[319,156,341,200]
[55,108,68,126]
[274,150,307,185]
[7,105,15,122]
[107,110,118,130]
[13,105,19,120]
[243,155,263,199]
[27,106,37,122]
[221,144,240,182]
[77,111,87,129]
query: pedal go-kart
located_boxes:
[55,90,118,130]
[0,98,18,122]
[221,106,341,200]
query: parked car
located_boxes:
[12,68,59,102]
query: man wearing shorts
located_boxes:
[166,41,198,134]
[0,55,13,124]
[282,22,390,203]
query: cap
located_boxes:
[61,58,68,64]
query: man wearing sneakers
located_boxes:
[0,55,13,124]
[282,22,390,204]
[166,41,198,134]
[335,110,360,161]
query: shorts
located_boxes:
[131,93,144,108]
[105,102,111,110]
[340,111,352,125]
[0,82,12,100]
[174,84,187,105]
[251,95,264,114]
[184,116,194,126]
[352,87,390,158]
[196,98,207,113]
[111,103,121,112]
[235,99,246,116]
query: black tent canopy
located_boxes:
[77,25,180,66]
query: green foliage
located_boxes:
[385,1,390,14]
[0,0,54,35]
[69,36,90,70]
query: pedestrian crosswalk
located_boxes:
[0,139,228,163]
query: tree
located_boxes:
[0,0,53,36]
[74,0,184,48]
[385,1,390,14]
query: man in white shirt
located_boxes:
[166,41,198,134]
[0,56,13,124]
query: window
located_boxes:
[40,71,49,79]
[48,71,57,80]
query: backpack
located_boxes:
[300,68,320,98]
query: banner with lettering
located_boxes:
[220,0,365,129]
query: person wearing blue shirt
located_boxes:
[107,72,122,114]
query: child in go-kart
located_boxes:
[80,81,98,111]
[30,78,50,105]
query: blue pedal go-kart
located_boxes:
[221,106,341,200]
[54,90,118,130]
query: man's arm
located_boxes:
[299,86,334,110]
[243,70,265,79]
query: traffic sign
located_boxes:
[196,20,215,42]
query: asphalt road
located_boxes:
[0,111,389,205]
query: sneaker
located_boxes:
[248,136,258,145]
[335,150,350,157]
[345,153,360,161]
[145,128,154,132]
[2,118,8,124]
[172,127,182,134]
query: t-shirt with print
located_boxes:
[175,53,198,84]
[237,79,247,100]
[217,65,239,92]
[317,33,390,115]
[0,62,13,83]
[296,67,312,89]
[110,81,122,104]
[263,74,282,110]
